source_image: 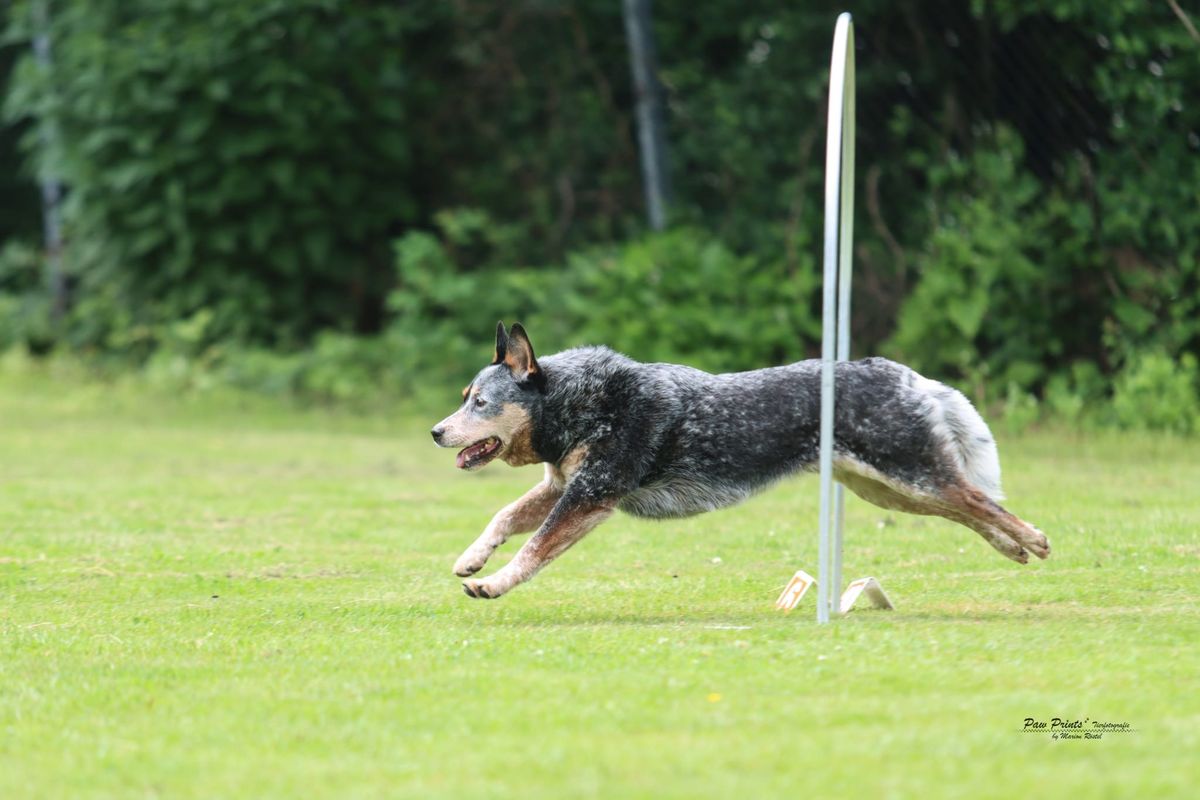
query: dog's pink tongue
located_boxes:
[456,442,483,469]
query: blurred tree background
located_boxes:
[0,0,1197,428]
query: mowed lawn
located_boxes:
[2,369,1198,799]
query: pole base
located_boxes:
[775,571,894,614]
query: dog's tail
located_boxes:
[941,388,1004,501]
[912,374,1004,501]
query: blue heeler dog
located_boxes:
[432,323,1050,599]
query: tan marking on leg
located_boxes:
[462,501,613,599]
[834,457,1034,564]
[939,506,1029,564]
[453,478,562,577]
[941,484,1050,561]
[835,464,941,515]
[549,445,589,489]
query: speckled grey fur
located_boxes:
[468,347,986,515]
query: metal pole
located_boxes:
[832,18,856,610]
[622,0,670,230]
[32,0,66,321]
[817,13,854,623]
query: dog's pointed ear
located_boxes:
[492,321,508,365]
[504,323,542,386]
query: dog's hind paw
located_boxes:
[1023,527,1051,560]
[986,530,1029,564]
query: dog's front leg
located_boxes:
[453,474,562,577]
[462,497,614,599]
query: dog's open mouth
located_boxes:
[456,436,503,470]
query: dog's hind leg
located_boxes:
[937,483,1050,562]
[453,472,562,577]
[835,460,1043,564]
[900,374,1050,562]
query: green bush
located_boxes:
[386,217,555,386]
[0,240,52,351]
[135,330,403,404]
[1,0,1197,423]
[384,219,819,384]
[1000,381,1040,435]
[0,291,49,351]
[1111,352,1199,435]
[558,229,818,373]
[1043,361,1109,428]
[884,126,1101,400]
[0,3,42,246]
[5,0,413,346]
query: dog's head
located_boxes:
[431,322,546,470]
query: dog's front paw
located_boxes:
[462,570,520,600]
[453,546,491,577]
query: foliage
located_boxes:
[562,230,819,371]
[131,324,405,405]
[5,0,413,345]
[385,211,555,386]
[0,240,52,351]
[0,0,1197,428]
[0,6,40,247]
[1000,381,1040,435]
[385,216,819,385]
[1042,361,1108,428]
[887,127,1054,400]
[400,1,641,262]
[1111,351,1199,434]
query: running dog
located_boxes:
[431,323,1050,599]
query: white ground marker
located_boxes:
[776,574,894,614]
[838,577,894,613]
[775,570,817,611]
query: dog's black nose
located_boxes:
[431,425,445,444]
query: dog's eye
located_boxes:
[474,396,487,409]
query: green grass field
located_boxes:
[2,368,1198,798]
